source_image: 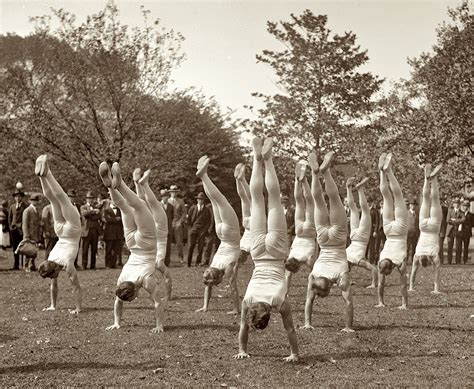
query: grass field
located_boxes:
[0,247,473,387]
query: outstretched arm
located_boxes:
[227,263,240,315]
[303,276,316,329]
[67,267,82,314]
[43,278,58,312]
[340,273,354,332]
[146,277,165,333]
[376,272,386,307]
[280,300,299,362]
[233,302,250,359]
[106,297,124,330]
[196,285,212,312]
[398,262,408,309]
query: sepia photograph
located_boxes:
[0,0,472,386]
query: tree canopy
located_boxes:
[0,3,243,204]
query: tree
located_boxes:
[0,3,243,203]
[246,10,383,169]
[377,1,473,197]
[0,2,184,191]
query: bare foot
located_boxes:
[35,155,49,177]
[234,163,245,180]
[355,177,369,190]
[226,309,239,315]
[382,153,393,171]
[319,151,334,174]
[99,162,113,188]
[378,153,387,171]
[424,164,432,179]
[430,164,443,179]
[132,168,142,183]
[252,137,263,161]
[111,162,121,189]
[196,156,210,178]
[138,169,151,185]
[346,177,356,189]
[295,160,307,181]
[262,137,274,160]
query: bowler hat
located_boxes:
[30,193,41,201]
[67,189,77,197]
[462,200,470,206]
[281,195,289,202]
[160,189,169,197]
[169,185,180,192]
[195,192,207,200]
[86,191,95,199]
[13,190,25,197]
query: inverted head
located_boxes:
[203,267,224,286]
[284,257,302,273]
[116,281,138,302]
[379,259,395,275]
[38,261,61,279]
[246,302,272,330]
[310,276,332,297]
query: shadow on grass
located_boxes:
[0,334,17,342]
[174,295,201,300]
[165,323,238,332]
[0,361,159,375]
[409,304,469,310]
[356,324,473,332]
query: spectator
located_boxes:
[438,197,449,264]
[160,189,174,267]
[446,199,463,264]
[96,194,107,250]
[203,203,220,266]
[67,189,81,269]
[281,195,295,246]
[8,189,28,270]
[168,185,187,264]
[22,193,42,272]
[0,200,10,250]
[406,199,419,264]
[186,192,211,267]
[366,198,381,266]
[455,200,472,264]
[103,201,124,268]
[41,203,58,260]
[80,191,101,270]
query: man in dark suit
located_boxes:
[455,200,472,264]
[447,199,463,264]
[438,198,449,264]
[22,193,42,272]
[8,189,28,270]
[281,195,295,246]
[366,198,381,265]
[68,189,82,269]
[186,192,211,267]
[160,189,174,267]
[203,203,220,266]
[80,191,101,270]
[103,201,124,268]
[406,200,419,264]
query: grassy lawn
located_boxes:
[0,247,473,387]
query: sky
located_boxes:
[0,0,463,119]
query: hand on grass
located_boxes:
[226,309,239,315]
[398,304,407,310]
[375,303,386,308]
[195,307,207,313]
[68,308,81,315]
[341,327,355,333]
[301,324,315,331]
[233,352,250,360]
[431,290,445,295]
[151,326,164,334]
[106,324,121,331]
[42,306,56,312]
[284,354,299,363]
